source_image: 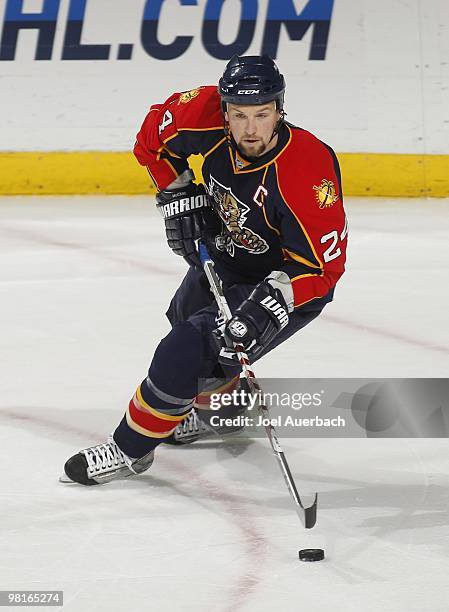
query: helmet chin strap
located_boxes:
[222,121,241,159]
[271,109,286,141]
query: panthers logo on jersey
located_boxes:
[208,175,269,257]
[313,179,339,209]
[178,88,201,104]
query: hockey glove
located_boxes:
[214,272,294,364]
[156,183,209,267]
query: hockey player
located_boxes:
[61,55,347,485]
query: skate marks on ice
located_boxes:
[0,405,271,612]
[2,407,449,610]
[2,196,449,609]
[3,405,448,541]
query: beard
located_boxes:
[237,138,267,158]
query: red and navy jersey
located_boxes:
[134,86,347,310]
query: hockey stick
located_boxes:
[198,242,317,529]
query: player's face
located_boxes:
[226,102,280,158]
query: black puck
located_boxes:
[298,548,324,562]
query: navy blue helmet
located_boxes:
[218,55,286,110]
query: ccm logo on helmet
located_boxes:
[237,89,260,94]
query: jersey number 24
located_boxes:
[320,216,348,263]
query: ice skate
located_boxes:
[164,409,211,445]
[165,397,248,445]
[60,436,154,485]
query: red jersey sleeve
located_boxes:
[134,86,224,190]
[275,130,347,309]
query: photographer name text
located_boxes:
[210,415,346,429]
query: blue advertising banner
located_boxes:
[0,0,335,61]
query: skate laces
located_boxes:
[82,438,133,476]
[177,410,206,435]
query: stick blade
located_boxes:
[299,493,318,529]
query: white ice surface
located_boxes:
[1,196,449,612]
